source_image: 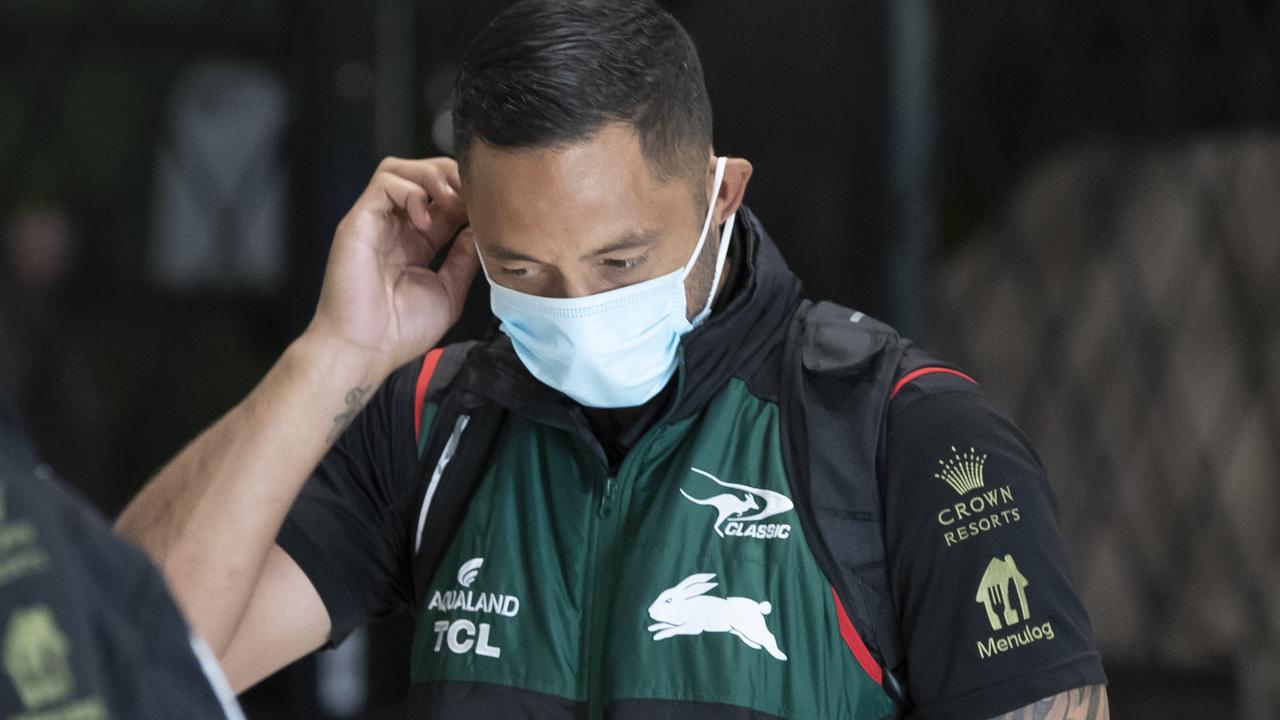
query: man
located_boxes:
[0,396,242,719]
[117,1,1108,717]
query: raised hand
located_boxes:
[308,156,479,380]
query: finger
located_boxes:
[374,174,435,237]
[372,173,469,263]
[397,155,463,196]
[442,161,463,197]
[379,162,467,249]
[380,157,467,225]
[437,228,480,319]
[440,164,466,225]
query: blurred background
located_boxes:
[1,0,1277,717]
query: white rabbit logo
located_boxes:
[646,573,788,661]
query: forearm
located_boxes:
[115,332,384,653]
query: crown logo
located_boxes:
[937,446,987,495]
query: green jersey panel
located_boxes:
[411,380,894,719]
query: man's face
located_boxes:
[463,124,715,313]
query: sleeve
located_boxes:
[881,374,1106,719]
[276,357,425,646]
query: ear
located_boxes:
[681,581,719,599]
[676,572,718,590]
[712,156,753,225]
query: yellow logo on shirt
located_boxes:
[3,606,73,709]
[937,446,987,495]
[933,446,1023,548]
[974,555,1055,659]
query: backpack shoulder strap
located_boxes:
[778,300,911,706]
[409,342,508,607]
[412,341,479,438]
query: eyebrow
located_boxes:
[485,245,543,263]
[485,228,662,264]
[580,228,661,261]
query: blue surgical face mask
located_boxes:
[477,156,736,408]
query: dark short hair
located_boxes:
[452,0,713,184]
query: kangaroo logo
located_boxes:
[647,573,787,661]
[679,468,794,538]
[457,558,484,588]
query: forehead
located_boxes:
[462,125,695,238]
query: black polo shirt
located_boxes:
[0,397,241,719]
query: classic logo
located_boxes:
[935,446,1021,547]
[937,445,987,494]
[428,557,519,660]
[647,573,787,661]
[679,467,794,540]
[973,555,1054,659]
[457,557,483,588]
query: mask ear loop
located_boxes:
[473,238,491,279]
[682,157,729,280]
[685,157,734,326]
[692,210,736,325]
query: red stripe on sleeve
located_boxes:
[890,366,977,400]
[831,587,883,685]
[414,348,445,438]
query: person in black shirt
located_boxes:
[115,1,1108,716]
[0,396,241,719]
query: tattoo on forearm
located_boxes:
[327,385,372,443]
[991,685,1109,720]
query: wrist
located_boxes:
[287,330,391,391]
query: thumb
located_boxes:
[438,228,480,322]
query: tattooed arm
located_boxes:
[116,157,477,688]
[990,685,1110,720]
[115,337,385,656]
